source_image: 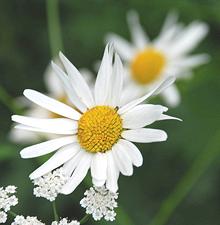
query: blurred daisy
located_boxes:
[10,60,94,144]
[106,11,209,107]
[12,44,179,195]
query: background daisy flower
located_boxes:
[106,10,209,107]
[11,44,180,195]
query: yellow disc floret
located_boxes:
[131,48,166,85]
[78,106,122,153]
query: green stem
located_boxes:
[79,214,90,224]
[46,0,63,58]
[0,85,22,114]
[148,131,220,225]
[52,201,59,221]
[9,210,17,218]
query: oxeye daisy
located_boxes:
[106,11,209,107]
[12,44,180,195]
[10,59,94,144]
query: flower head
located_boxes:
[11,215,45,225]
[33,168,69,201]
[51,218,79,225]
[106,11,209,106]
[80,186,118,221]
[12,44,179,195]
[0,186,18,224]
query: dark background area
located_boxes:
[0,0,220,225]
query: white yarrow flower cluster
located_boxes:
[51,218,79,225]
[11,215,45,225]
[33,168,69,201]
[0,186,18,224]
[80,186,118,221]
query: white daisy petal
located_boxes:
[20,136,77,159]
[29,144,79,179]
[106,152,119,192]
[63,149,83,176]
[61,152,92,194]
[51,61,87,112]
[174,54,210,68]
[44,61,64,96]
[23,89,81,120]
[14,124,76,135]
[94,43,113,105]
[162,85,181,107]
[109,54,123,106]
[105,34,135,61]
[118,139,143,167]
[159,114,182,121]
[112,143,133,176]
[160,11,179,34]
[59,52,95,108]
[127,10,149,49]
[170,21,208,57]
[122,128,167,143]
[118,76,175,114]
[12,115,77,134]
[91,153,107,186]
[122,104,167,129]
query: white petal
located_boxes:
[14,124,76,135]
[118,76,175,114]
[162,85,181,107]
[63,149,83,176]
[106,152,119,192]
[127,10,149,49]
[122,128,167,143]
[112,143,133,176]
[20,136,77,158]
[91,153,107,187]
[51,61,87,112]
[29,144,79,179]
[174,54,210,68]
[122,104,167,129]
[160,11,179,34]
[23,89,81,120]
[159,114,182,121]
[59,52,95,108]
[94,43,113,105]
[44,60,64,96]
[108,54,123,106]
[105,34,135,61]
[118,139,143,167]
[170,21,208,57]
[61,152,92,194]
[12,115,77,134]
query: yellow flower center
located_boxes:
[77,106,122,153]
[131,48,166,85]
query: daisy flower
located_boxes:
[10,60,94,144]
[12,44,179,195]
[106,11,209,107]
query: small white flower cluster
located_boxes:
[51,218,80,225]
[11,215,45,225]
[33,168,69,201]
[80,186,118,221]
[0,185,18,224]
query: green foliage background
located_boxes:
[0,0,220,225]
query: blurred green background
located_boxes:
[0,0,220,225]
